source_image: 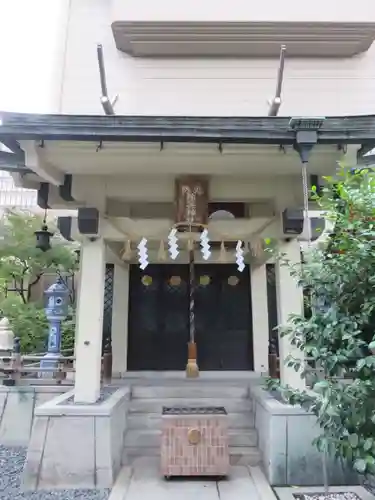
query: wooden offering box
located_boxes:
[161,406,229,478]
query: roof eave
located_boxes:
[1,111,375,145]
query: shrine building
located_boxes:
[1,0,375,407]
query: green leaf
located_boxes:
[348,433,359,448]
[0,210,78,353]
[354,459,367,474]
[357,359,366,370]
[364,438,373,451]
[313,381,329,393]
[326,406,339,417]
[263,169,375,474]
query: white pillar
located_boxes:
[111,263,130,377]
[275,241,305,390]
[250,264,269,374]
[74,238,105,403]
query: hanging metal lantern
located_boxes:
[35,223,53,252]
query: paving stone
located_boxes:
[0,391,35,446]
[125,457,219,500]
[218,466,260,500]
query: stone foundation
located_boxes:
[251,386,359,486]
[22,387,130,491]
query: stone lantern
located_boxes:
[39,277,70,375]
[0,317,14,355]
[35,223,53,252]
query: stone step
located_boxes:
[131,385,249,400]
[228,447,262,466]
[122,446,262,466]
[124,428,258,448]
[128,398,252,414]
[126,412,255,429]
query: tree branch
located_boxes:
[27,274,42,302]
[29,273,42,288]
[13,275,27,304]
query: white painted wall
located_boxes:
[57,0,375,116]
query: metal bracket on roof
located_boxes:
[268,45,286,117]
[357,144,375,163]
[289,117,326,163]
[0,141,30,173]
[97,44,118,115]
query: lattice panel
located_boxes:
[266,264,279,356]
[102,264,114,352]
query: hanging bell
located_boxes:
[35,224,53,252]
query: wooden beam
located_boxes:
[20,140,65,186]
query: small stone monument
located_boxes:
[0,317,14,355]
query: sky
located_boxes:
[0,0,61,113]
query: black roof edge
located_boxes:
[0,111,375,145]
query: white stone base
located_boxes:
[22,387,130,491]
[251,387,359,486]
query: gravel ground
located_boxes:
[294,494,361,500]
[0,446,110,500]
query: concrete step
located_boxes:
[127,412,255,429]
[131,385,249,400]
[124,428,258,448]
[230,430,258,447]
[122,446,262,466]
[229,447,262,466]
[128,398,252,414]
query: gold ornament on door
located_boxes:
[169,276,182,287]
[228,276,239,286]
[141,275,152,287]
[199,275,210,286]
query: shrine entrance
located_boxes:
[127,263,253,371]
[127,264,190,371]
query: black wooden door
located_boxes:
[127,264,189,370]
[195,264,253,370]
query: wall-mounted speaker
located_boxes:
[77,208,99,236]
[282,208,304,235]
